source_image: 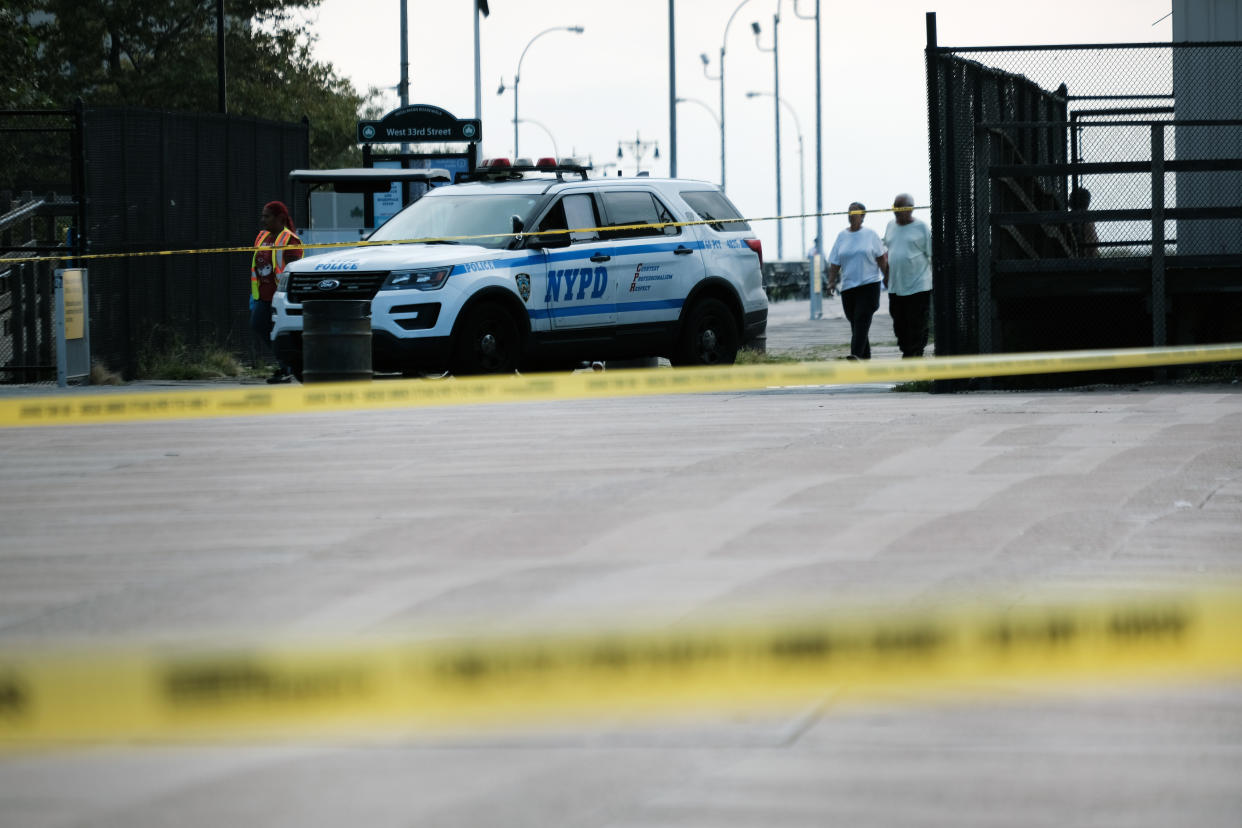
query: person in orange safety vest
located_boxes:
[251,200,302,383]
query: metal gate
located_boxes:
[925,13,1242,369]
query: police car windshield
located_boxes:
[369,193,541,248]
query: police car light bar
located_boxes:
[465,158,592,182]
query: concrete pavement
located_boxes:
[0,300,1240,827]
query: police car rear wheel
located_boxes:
[675,298,738,366]
[452,302,521,375]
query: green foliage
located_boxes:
[138,326,242,380]
[90,361,126,385]
[10,1,364,167]
[0,1,50,108]
[735,348,798,365]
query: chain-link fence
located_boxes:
[927,30,1242,371]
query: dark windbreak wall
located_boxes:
[84,107,309,376]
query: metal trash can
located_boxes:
[301,300,372,383]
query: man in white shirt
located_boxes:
[881,193,932,358]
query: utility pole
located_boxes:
[668,0,677,177]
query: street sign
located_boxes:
[358,104,482,145]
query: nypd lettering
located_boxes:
[544,266,608,302]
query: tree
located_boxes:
[18,0,364,166]
[0,1,51,109]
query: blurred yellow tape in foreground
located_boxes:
[1,585,1241,746]
[3,342,1241,428]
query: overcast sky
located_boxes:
[296,0,1174,259]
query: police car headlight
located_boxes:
[382,267,453,291]
[276,272,290,293]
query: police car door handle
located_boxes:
[589,253,611,263]
[673,245,694,255]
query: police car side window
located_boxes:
[600,191,679,240]
[562,194,600,243]
[679,190,752,232]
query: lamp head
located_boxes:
[569,25,584,33]
[745,91,760,99]
[496,78,506,95]
[617,144,623,159]
[699,53,709,66]
[751,21,761,35]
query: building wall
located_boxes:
[1173,0,1242,255]
[1173,0,1242,39]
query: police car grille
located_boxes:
[288,272,387,303]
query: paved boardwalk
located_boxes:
[1,355,1240,825]
[766,295,906,358]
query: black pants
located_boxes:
[250,299,287,371]
[840,281,881,359]
[889,290,931,357]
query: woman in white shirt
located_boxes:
[827,202,888,360]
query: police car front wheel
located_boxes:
[675,298,739,366]
[451,301,522,375]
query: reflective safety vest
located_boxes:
[251,228,297,300]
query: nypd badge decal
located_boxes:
[515,272,531,302]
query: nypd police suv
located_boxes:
[271,159,767,376]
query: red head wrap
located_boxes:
[264,200,295,231]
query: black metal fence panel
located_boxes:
[927,39,1242,364]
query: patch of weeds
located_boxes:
[1171,362,1242,384]
[137,327,243,380]
[737,343,853,364]
[89,361,125,385]
[736,348,799,365]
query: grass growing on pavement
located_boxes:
[137,328,244,380]
[737,344,852,364]
[89,361,125,385]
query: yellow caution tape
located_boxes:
[2,584,1239,746]
[2,343,1240,429]
[3,205,927,264]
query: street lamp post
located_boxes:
[517,118,559,161]
[700,0,761,194]
[617,132,660,174]
[675,97,721,183]
[497,26,584,160]
[675,96,721,129]
[747,91,805,257]
[792,0,822,319]
[752,15,782,260]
